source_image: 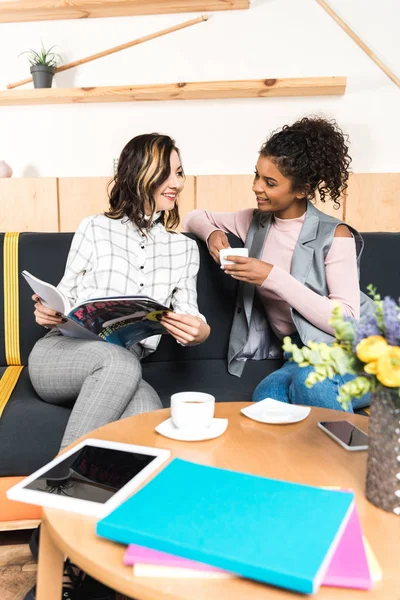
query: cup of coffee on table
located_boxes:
[170,392,215,430]
[219,247,249,266]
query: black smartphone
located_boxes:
[318,420,369,451]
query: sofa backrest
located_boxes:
[0,231,398,368]
[359,233,400,300]
[0,232,243,367]
[0,233,74,367]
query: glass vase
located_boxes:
[365,387,400,515]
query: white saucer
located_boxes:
[241,398,311,424]
[155,418,228,441]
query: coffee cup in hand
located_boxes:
[219,247,249,266]
[170,392,215,430]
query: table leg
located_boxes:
[36,520,64,600]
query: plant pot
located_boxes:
[365,387,400,515]
[30,65,55,89]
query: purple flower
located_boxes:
[353,314,381,348]
[382,296,400,346]
[343,315,355,323]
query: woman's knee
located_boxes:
[28,331,61,366]
[121,380,162,418]
[92,344,142,378]
[290,366,350,411]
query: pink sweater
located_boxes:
[182,209,360,339]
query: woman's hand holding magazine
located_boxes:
[32,294,67,329]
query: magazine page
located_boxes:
[67,298,171,349]
[22,270,98,340]
[21,270,70,314]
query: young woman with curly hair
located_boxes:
[183,117,372,411]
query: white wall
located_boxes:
[0,0,399,177]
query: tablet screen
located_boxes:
[24,445,157,504]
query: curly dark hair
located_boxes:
[105,133,182,232]
[260,117,352,208]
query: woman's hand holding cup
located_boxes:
[207,230,230,264]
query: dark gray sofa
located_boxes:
[0,231,399,479]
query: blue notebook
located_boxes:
[96,459,354,594]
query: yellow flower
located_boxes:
[364,361,378,375]
[375,347,400,387]
[356,336,388,363]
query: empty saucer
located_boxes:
[241,398,311,424]
[155,418,228,441]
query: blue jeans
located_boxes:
[252,336,370,412]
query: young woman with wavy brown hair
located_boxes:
[29,133,210,451]
[24,134,210,600]
[183,117,372,412]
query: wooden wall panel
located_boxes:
[195,175,344,220]
[58,177,111,232]
[58,176,195,232]
[0,178,58,231]
[177,176,195,228]
[196,175,255,212]
[1,173,398,233]
[314,195,344,221]
[344,173,400,232]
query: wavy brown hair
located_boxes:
[106,133,183,232]
[260,117,352,209]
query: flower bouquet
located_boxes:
[283,285,400,515]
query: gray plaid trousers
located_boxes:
[28,330,162,449]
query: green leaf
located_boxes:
[19,42,61,67]
[337,376,373,409]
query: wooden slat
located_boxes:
[345,173,400,232]
[0,0,249,23]
[316,0,400,89]
[0,78,347,107]
[0,179,58,232]
[58,176,195,232]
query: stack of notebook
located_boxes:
[96,458,378,594]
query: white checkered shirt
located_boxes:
[58,214,205,353]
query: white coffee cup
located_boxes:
[170,392,215,430]
[219,247,249,266]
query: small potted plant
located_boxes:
[21,42,60,89]
[282,286,400,515]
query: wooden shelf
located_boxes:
[0,0,249,23]
[0,77,347,106]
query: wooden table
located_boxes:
[36,403,400,600]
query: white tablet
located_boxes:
[7,439,171,518]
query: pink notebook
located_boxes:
[124,543,229,574]
[123,505,372,590]
[323,503,372,589]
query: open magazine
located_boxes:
[22,270,171,350]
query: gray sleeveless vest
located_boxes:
[228,201,374,377]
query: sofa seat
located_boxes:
[0,368,71,478]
